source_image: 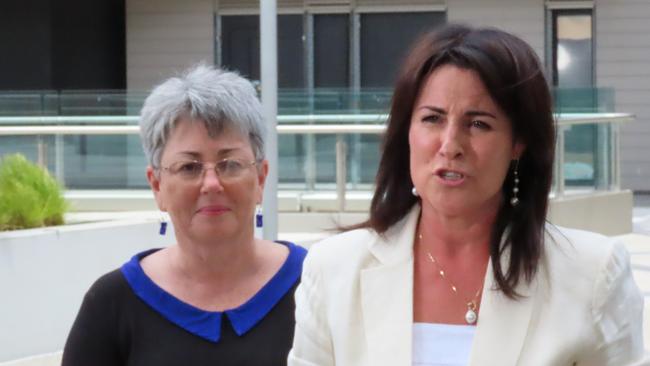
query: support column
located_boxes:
[260,0,278,240]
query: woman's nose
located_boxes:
[200,167,224,193]
[438,124,464,159]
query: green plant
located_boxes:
[0,154,68,231]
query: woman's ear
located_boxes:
[146,166,166,211]
[256,160,269,204]
[513,141,526,160]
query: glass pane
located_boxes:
[553,11,600,190]
[360,12,445,88]
[278,134,307,186]
[563,122,612,190]
[314,14,349,88]
[555,12,592,88]
[357,134,381,185]
[221,14,303,88]
[0,136,56,174]
[564,124,596,188]
[63,135,127,189]
[221,15,260,82]
[278,15,304,88]
[315,135,337,184]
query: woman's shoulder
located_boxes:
[84,268,131,302]
[543,224,631,286]
[86,250,161,304]
[545,224,624,261]
[540,227,645,363]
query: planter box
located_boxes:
[0,219,176,362]
[0,352,61,366]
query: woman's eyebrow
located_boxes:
[175,147,244,159]
[465,110,497,119]
[417,106,497,119]
[417,106,446,114]
[175,151,201,159]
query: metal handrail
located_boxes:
[0,112,634,208]
[0,112,635,126]
[0,124,386,136]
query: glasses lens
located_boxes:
[216,159,246,179]
[170,161,204,179]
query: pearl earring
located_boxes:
[412,187,419,197]
[510,160,520,207]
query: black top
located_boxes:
[62,242,307,366]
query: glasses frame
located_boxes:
[157,157,258,183]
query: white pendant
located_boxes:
[465,308,477,324]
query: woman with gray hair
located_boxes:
[62,65,306,366]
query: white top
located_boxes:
[412,323,476,366]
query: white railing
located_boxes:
[0,112,634,211]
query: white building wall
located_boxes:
[126,0,214,91]
[596,0,650,191]
[447,0,545,59]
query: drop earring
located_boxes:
[254,205,263,238]
[256,205,264,228]
[510,159,520,207]
[159,214,167,235]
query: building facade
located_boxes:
[127,0,650,192]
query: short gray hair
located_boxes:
[139,64,266,167]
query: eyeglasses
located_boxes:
[158,158,257,183]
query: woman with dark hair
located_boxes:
[288,25,646,365]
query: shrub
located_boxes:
[0,154,68,231]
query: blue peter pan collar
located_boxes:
[120,241,307,343]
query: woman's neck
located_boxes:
[171,233,261,286]
[418,205,497,257]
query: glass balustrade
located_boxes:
[0,88,627,197]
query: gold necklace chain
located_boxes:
[418,233,483,325]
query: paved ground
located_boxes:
[634,208,650,236]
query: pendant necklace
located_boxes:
[418,233,483,325]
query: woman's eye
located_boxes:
[422,115,441,123]
[179,162,202,173]
[219,159,244,173]
[471,120,491,130]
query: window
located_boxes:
[550,8,605,188]
[220,14,304,88]
[360,12,445,88]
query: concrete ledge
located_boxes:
[548,190,633,235]
[0,352,61,366]
[0,220,176,362]
[66,189,634,236]
[65,190,374,212]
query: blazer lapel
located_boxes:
[361,207,420,366]
[468,252,539,366]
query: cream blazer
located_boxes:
[288,207,648,366]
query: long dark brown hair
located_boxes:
[358,24,555,298]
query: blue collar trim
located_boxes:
[120,241,307,343]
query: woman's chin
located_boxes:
[186,220,236,242]
[422,200,483,219]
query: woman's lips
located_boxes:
[197,205,230,215]
[434,169,466,186]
